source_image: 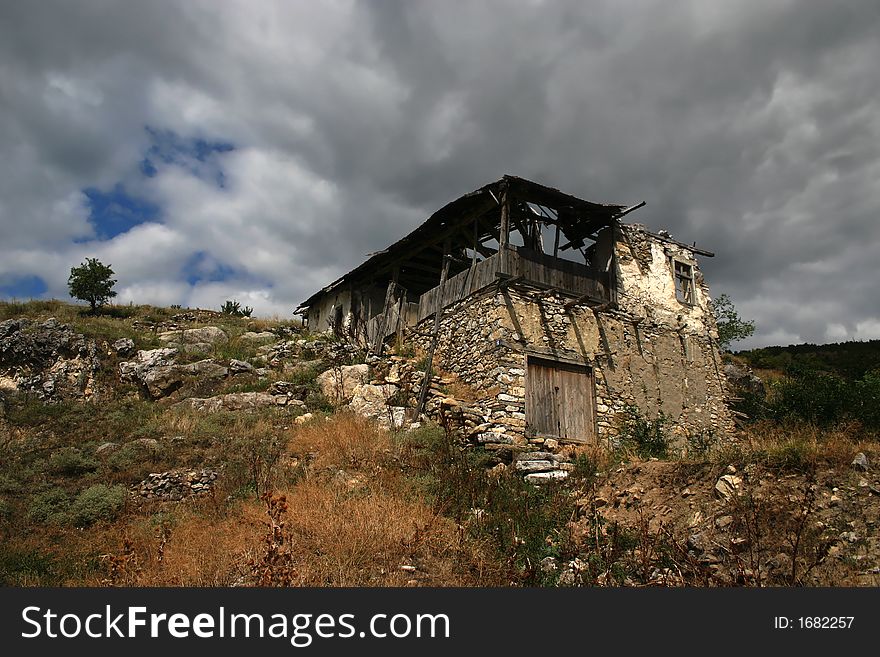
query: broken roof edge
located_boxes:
[623,224,715,258]
[295,175,635,313]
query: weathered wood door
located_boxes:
[525,356,595,444]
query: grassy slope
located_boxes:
[1,301,878,587]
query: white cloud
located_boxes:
[0,0,878,339]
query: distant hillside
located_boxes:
[736,339,880,379]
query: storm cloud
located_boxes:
[1,0,878,348]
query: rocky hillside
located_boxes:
[1,300,878,587]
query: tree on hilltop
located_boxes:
[68,258,117,312]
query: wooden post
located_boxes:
[553,222,561,258]
[416,238,451,416]
[499,183,510,249]
[471,215,478,267]
[610,221,619,308]
[373,266,398,354]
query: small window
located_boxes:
[674,260,695,304]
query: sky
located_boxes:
[1,0,878,349]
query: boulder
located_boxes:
[317,364,370,404]
[179,392,287,413]
[119,348,178,381]
[176,342,214,356]
[238,331,277,344]
[228,359,255,374]
[723,361,765,397]
[142,366,185,399]
[179,359,228,378]
[157,326,228,346]
[112,338,135,357]
[851,452,869,471]
[0,318,100,401]
[120,352,228,399]
[348,383,408,429]
[525,470,569,484]
[714,474,743,501]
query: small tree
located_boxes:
[712,293,755,351]
[68,258,117,312]
[220,299,253,317]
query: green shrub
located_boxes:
[769,370,852,426]
[0,497,11,522]
[762,367,880,430]
[0,473,22,494]
[221,300,253,317]
[619,406,670,458]
[399,423,579,585]
[0,549,57,586]
[69,484,127,526]
[28,488,71,524]
[571,453,598,482]
[48,447,99,476]
[685,429,716,458]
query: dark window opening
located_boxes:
[674,260,695,304]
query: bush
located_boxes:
[28,488,71,524]
[619,406,670,458]
[69,484,127,526]
[220,300,253,317]
[762,367,880,430]
[47,447,99,476]
[399,422,579,585]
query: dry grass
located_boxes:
[735,421,865,472]
[288,412,394,472]
[278,479,486,586]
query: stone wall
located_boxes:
[409,226,734,448]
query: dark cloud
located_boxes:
[0,0,878,346]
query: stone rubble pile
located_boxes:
[133,468,218,500]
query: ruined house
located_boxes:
[297,175,733,446]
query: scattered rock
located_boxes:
[112,338,135,357]
[540,556,558,574]
[238,331,277,344]
[95,442,119,456]
[294,412,314,425]
[714,474,743,501]
[317,364,370,404]
[525,470,569,484]
[131,438,161,450]
[715,515,733,530]
[228,359,255,374]
[723,361,765,397]
[852,452,869,472]
[157,326,228,346]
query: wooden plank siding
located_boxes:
[417,246,610,322]
[525,356,596,444]
[366,245,612,346]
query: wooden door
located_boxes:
[525,356,595,444]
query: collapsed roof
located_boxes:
[297,174,641,312]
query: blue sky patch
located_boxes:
[181,251,240,286]
[83,184,161,240]
[143,127,234,188]
[0,274,48,300]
